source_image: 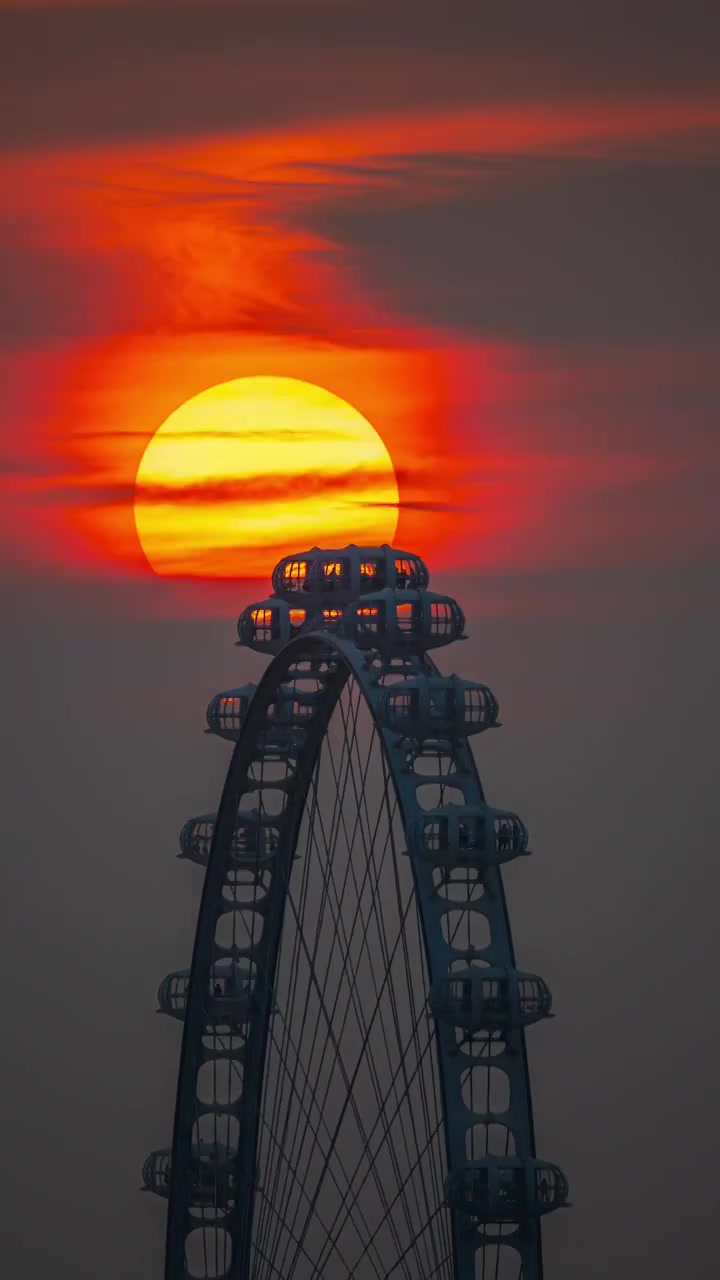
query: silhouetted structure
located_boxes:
[144,544,568,1279]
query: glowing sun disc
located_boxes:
[134,376,399,578]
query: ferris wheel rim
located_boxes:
[163,630,546,1280]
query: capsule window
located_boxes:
[282,561,308,591]
[494,817,518,851]
[171,976,189,1007]
[518,978,542,1014]
[465,687,486,723]
[321,558,350,590]
[497,1167,525,1205]
[190,822,214,860]
[251,608,274,642]
[233,823,278,856]
[361,559,387,590]
[448,978,474,1009]
[394,601,415,633]
[230,826,260,856]
[217,696,243,727]
[430,600,454,637]
[420,817,448,851]
[356,605,380,634]
[288,608,306,633]
[148,1151,171,1187]
[389,690,414,719]
[429,689,450,721]
[536,1166,564,1203]
[482,978,508,1012]
[322,608,343,629]
[458,817,485,850]
[394,557,413,587]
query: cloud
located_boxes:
[5,90,719,353]
[2,1,718,150]
[24,464,422,508]
[318,153,720,343]
[355,499,482,513]
[2,14,719,589]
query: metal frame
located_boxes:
[160,631,552,1279]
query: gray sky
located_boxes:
[1,3,720,1277]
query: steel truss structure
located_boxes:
[144,544,568,1280]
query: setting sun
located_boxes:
[133,376,399,578]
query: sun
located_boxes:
[133,376,399,578]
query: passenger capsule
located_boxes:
[237,599,309,654]
[179,813,280,868]
[142,1145,237,1206]
[157,961,252,1023]
[445,1157,569,1221]
[206,685,256,741]
[380,677,498,737]
[409,805,529,870]
[271,544,429,602]
[429,967,552,1031]
[340,590,464,651]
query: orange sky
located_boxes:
[2,51,719,608]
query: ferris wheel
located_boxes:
[143,544,568,1280]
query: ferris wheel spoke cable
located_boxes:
[373,745,450,1252]
[313,745,446,1279]
[381,1206,453,1280]
[276,804,432,1278]
[253,788,397,1280]
[265,1011,387,1273]
[254,705,403,1275]
[271,844,422,1278]
[271,986,438,1228]
[315,1004,447,1275]
[253,849,404,1269]
[251,757,325,1271]
[262,728,397,1199]
[343,1123,451,1280]
[308,695,445,1273]
[254,1184,344,1279]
